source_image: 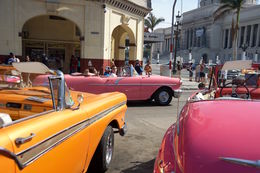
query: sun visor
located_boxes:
[12,62,54,74]
[221,60,252,71]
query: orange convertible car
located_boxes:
[0,62,127,173]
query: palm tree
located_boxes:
[145,13,165,32]
[145,13,165,62]
[214,0,246,60]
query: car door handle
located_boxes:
[15,133,36,145]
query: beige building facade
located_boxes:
[0,0,151,73]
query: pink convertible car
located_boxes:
[154,61,260,173]
[64,70,182,106]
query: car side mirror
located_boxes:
[77,93,84,104]
[72,93,84,111]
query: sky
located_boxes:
[151,0,198,29]
[151,0,260,29]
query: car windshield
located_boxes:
[0,65,73,107]
[119,65,139,77]
[33,74,74,107]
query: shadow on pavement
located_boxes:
[121,159,155,173]
[127,101,172,107]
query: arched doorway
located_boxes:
[111,25,136,67]
[22,15,82,73]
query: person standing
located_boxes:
[70,55,78,73]
[144,60,152,76]
[134,60,143,75]
[221,70,228,86]
[187,63,194,81]
[195,64,200,82]
[177,61,182,77]
[8,53,20,64]
[42,54,49,67]
[25,55,30,62]
[200,62,205,83]
[77,57,81,72]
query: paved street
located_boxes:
[107,91,193,173]
[106,62,197,173]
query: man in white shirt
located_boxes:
[110,66,117,77]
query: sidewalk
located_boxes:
[150,64,198,90]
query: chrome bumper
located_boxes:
[119,123,127,136]
[173,89,182,98]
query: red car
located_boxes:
[154,60,260,173]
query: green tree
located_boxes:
[145,12,165,32]
[145,13,165,62]
[214,0,246,60]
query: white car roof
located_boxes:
[13,62,54,74]
[222,60,252,71]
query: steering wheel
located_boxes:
[220,81,250,99]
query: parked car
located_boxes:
[154,60,260,173]
[67,68,182,106]
[34,67,182,106]
[0,62,127,173]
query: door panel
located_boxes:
[106,77,141,100]
[0,131,15,173]
[5,109,90,173]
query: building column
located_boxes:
[238,28,242,47]
[64,44,73,74]
[250,24,254,47]
[222,29,226,48]
[256,24,260,47]
[227,29,231,48]
[243,26,247,46]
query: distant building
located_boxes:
[0,0,151,72]
[154,0,260,64]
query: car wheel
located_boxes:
[155,88,172,106]
[88,125,114,173]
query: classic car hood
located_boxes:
[183,100,260,173]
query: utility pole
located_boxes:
[169,0,177,76]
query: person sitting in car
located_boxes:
[104,66,111,77]
[134,60,143,75]
[110,66,117,77]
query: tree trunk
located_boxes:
[233,9,241,60]
[233,32,238,60]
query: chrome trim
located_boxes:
[220,157,260,169]
[87,83,177,86]
[48,70,65,111]
[0,147,24,169]
[115,78,125,85]
[12,101,126,169]
[2,110,55,128]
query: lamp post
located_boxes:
[241,43,248,60]
[169,0,178,75]
[173,11,182,74]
